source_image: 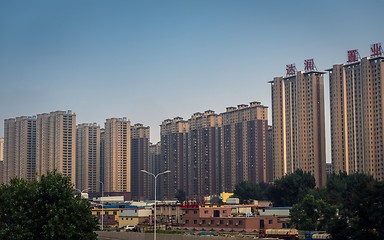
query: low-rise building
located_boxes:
[156,202,183,226]
[181,203,288,232]
[91,203,130,228]
[258,207,291,217]
[119,208,152,228]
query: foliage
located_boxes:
[233,181,270,203]
[175,189,186,202]
[327,174,383,240]
[268,169,316,207]
[0,172,98,240]
[289,172,384,240]
[290,191,336,231]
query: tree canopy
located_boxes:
[0,172,98,240]
[290,173,384,240]
[268,169,316,207]
[233,169,316,206]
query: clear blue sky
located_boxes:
[1,0,384,162]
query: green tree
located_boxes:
[0,172,98,240]
[268,169,316,207]
[0,178,37,240]
[290,191,336,231]
[233,181,271,203]
[327,174,383,240]
[175,189,186,202]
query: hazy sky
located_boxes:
[1,0,384,162]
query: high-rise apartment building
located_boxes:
[4,116,37,182]
[76,123,100,193]
[160,102,269,199]
[188,110,222,197]
[160,117,189,199]
[267,125,274,183]
[271,61,326,187]
[3,111,76,184]
[0,137,4,184]
[221,102,269,192]
[103,118,131,193]
[148,142,161,199]
[328,44,384,180]
[0,137,4,161]
[35,111,76,184]
[131,123,150,200]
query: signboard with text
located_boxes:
[371,43,383,57]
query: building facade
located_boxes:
[131,123,150,200]
[160,101,269,199]
[188,110,222,197]
[148,142,161,199]
[181,204,285,232]
[160,117,189,199]
[103,118,131,193]
[35,111,76,184]
[0,137,3,183]
[221,102,269,191]
[76,123,101,193]
[328,44,384,180]
[3,111,76,184]
[271,63,326,187]
[0,137,4,161]
[3,116,37,182]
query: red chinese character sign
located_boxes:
[304,59,317,72]
[347,49,359,63]
[371,43,383,57]
[286,64,296,76]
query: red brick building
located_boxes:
[181,204,287,232]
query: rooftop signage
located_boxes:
[304,58,317,72]
[286,63,296,76]
[371,42,383,57]
[347,49,360,63]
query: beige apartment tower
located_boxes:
[76,123,101,193]
[35,111,76,184]
[3,111,76,184]
[0,137,4,161]
[328,47,384,180]
[0,137,3,184]
[271,69,326,187]
[103,118,131,193]
[3,117,37,182]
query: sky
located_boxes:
[1,0,384,162]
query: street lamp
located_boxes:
[141,169,171,240]
[74,188,90,198]
[99,180,104,231]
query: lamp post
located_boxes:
[99,181,104,231]
[141,170,171,240]
[74,188,90,198]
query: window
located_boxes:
[194,220,197,224]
